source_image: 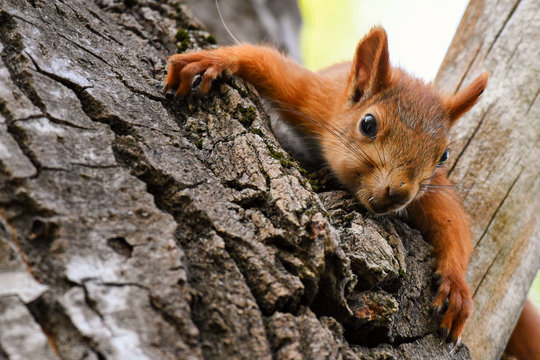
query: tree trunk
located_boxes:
[0,1,531,359]
[435,0,540,359]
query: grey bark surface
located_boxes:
[0,0,478,359]
[435,0,540,359]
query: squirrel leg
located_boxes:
[505,299,540,360]
[165,45,339,135]
[407,171,474,343]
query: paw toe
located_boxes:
[433,274,473,343]
[200,67,221,93]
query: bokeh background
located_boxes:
[299,0,466,81]
[299,0,540,311]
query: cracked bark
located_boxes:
[0,1,534,360]
[435,0,540,359]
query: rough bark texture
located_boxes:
[0,1,499,359]
[435,0,540,359]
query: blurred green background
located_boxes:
[299,0,466,80]
[298,0,540,311]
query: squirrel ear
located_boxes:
[443,72,489,125]
[348,27,391,103]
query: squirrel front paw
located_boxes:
[432,272,473,345]
[164,52,226,97]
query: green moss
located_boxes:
[264,172,271,186]
[239,106,257,127]
[266,142,281,160]
[175,28,190,52]
[399,268,407,278]
[250,127,264,137]
[175,28,189,42]
[176,43,187,52]
[266,143,295,168]
[194,139,203,150]
[307,178,319,192]
[206,34,217,44]
[245,106,256,122]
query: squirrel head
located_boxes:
[322,27,488,214]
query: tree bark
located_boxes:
[0,0,529,359]
[435,0,540,359]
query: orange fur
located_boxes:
[505,299,540,360]
[407,170,473,341]
[165,27,488,343]
[443,73,488,125]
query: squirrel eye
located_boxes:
[360,114,378,139]
[437,149,450,167]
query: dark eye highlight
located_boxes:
[437,149,450,167]
[360,114,378,139]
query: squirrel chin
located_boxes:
[359,197,411,216]
[356,188,415,216]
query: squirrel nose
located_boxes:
[386,185,410,206]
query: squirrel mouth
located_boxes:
[370,203,398,215]
[367,199,409,215]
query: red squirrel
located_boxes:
[164,27,488,344]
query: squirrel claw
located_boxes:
[438,325,450,340]
[432,302,445,316]
[163,83,171,95]
[431,272,442,290]
[449,338,462,355]
[433,272,473,345]
[164,52,226,98]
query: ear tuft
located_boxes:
[444,72,489,125]
[348,26,391,103]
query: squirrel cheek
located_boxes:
[322,146,357,183]
[352,172,378,203]
[410,183,421,199]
